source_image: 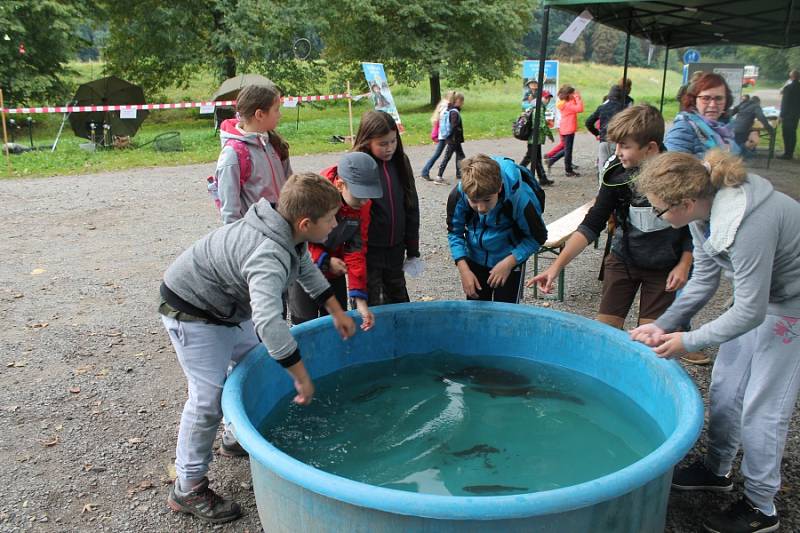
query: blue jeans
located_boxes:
[421,140,446,177]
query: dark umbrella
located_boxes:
[211,74,273,102]
[69,76,149,141]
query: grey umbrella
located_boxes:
[211,74,273,102]
[69,76,149,140]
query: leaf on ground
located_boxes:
[28,322,49,329]
[74,365,93,375]
[81,503,97,514]
[69,386,81,394]
[105,331,123,337]
[94,368,109,377]
[7,361,27,368]
[127,480,154,497]
[12,293,24,299]
[419,296,434,301]
[30,268,46,275]
[40,435,59,447]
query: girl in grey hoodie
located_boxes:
[632,149,800,533]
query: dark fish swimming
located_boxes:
[471,385,585,405]
[439,365,529,387]
[463,484,528,494]
[451,444,500,457]
[351,384,391,403]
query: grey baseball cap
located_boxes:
[337,152,383,199]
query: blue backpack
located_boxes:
[438,107,458,140]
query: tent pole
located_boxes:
[621,16,632,95]
[0,89,11,173]
[660,47,669,112]
[532,4,550,147]
[785,0,796,48]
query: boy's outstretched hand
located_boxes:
[332,311,356,340]
[355,298,374,331]
[526,265,559,293]
[629,323,665,346]
[286,360,315,405]
[629,324,686,359]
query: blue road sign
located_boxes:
[683,49,701,63]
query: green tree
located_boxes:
[102,0,326,95]
[590,25,619,65]
[0,1,90,105]
[321,0,536,105]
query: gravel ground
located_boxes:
[0,131,798,532]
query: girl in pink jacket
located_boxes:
[546,85,583,177]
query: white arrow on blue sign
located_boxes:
[683,49,701,63]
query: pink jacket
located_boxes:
[557,94,584,135]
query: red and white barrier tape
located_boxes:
[1,93,354,114]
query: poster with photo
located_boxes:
[362,62,404,132]
[522,60,560,126]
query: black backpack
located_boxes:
[512,108,533,141]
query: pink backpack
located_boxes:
[207,139,252,211]
[430,121,440,142]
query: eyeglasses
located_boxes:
[697,95,725,104]
[652,204,673,218]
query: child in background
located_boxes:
[420,91,456,181]
[585,84,626,179]
[547,85,583,177]
[289,152,383,328]
[353,111,421,305]
[447,155,547,303]
[529,105,695,337]
[160,175,356,523]
[435,92,466,184]
[214,82,291,224]
[631,150,800,533]
[519,91,555,186]
[522,79,539,109]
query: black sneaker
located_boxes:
[167,477,241,523]
[539,178,555,186]
[672,459,734,491]
[420,175,434,181]
[703,497,779,533]
[565,170,581,177]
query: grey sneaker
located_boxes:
[220,430,248,457]
[167,477,241,523]
[672,459,734,491]
[433,177,447,185]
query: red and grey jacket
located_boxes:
[308,166,371,301]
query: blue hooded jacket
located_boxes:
[446,157,547,268]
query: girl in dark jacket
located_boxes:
[435,92,465,184]
[353,111,421,305]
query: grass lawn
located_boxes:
[2,62,689,179]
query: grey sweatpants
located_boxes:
[162,316,260,485]
[704,313,800,510]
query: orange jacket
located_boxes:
[557,94,584,135]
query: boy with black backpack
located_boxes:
[447,154,547,303]
[528,105,697,337]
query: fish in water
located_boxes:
[452,444,500,457]
[471,385,585,405]
[351,384,391,403]
[463,484,528,494]
[438,365,529,387]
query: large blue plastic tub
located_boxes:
[222,301,703,532]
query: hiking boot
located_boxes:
[219,429,248,457]
[672,459,734,492]
[167,477,241,524]
[681,351,711,365]
[565,170,581,177]
[703,497,779,533]
[420,175,433,181]
[539,178,555,186]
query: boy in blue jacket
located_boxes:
[446,155,547,303]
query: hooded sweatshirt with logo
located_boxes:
[216,118,292,224]
[655,174,800,351]
[162,200,331,364]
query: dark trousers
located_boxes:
[288,276,348,325]
[549,133,575,172]
[421,140,446,177]
[521,143,548,183]
[367,245,409,306]
[465,258,526,304]
[438,142,465,179]
[782,114,799,157]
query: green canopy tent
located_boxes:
[529,0,799,144]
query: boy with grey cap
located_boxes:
[289,152,384,327]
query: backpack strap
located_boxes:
[225,138,252,185]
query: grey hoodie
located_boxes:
[656,174,800,351]
[162,199,330,362]
[216,122,293,224]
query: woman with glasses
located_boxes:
[665,72,741,158]
[630,148,800,533]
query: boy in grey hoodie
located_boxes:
[160,173,356,524]
[632,150,800,533]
